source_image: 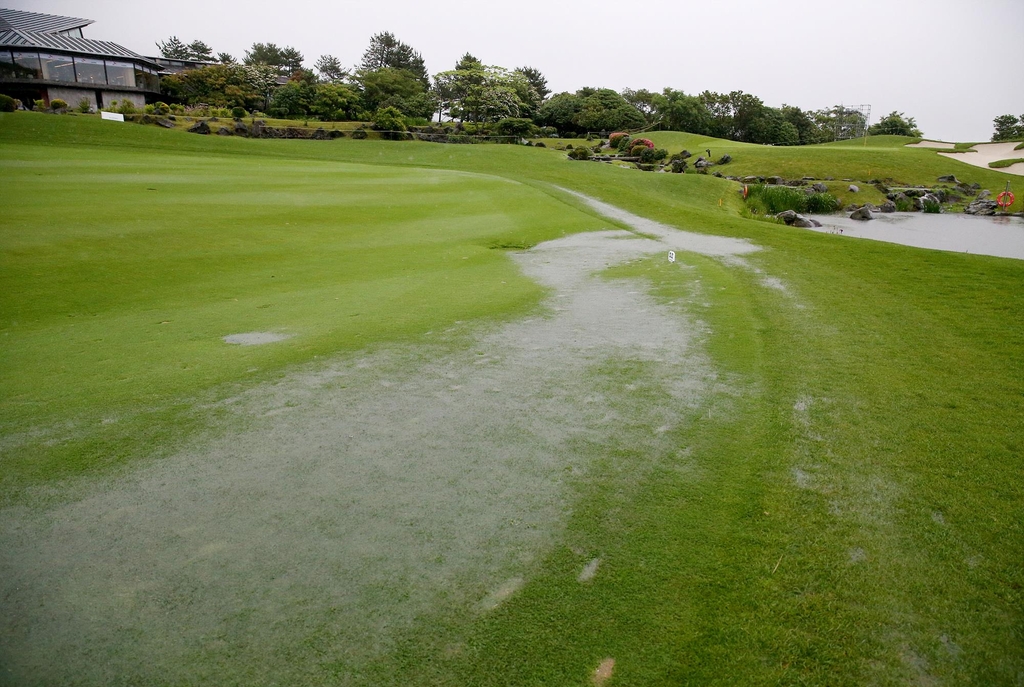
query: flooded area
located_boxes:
[805,212,1024,260]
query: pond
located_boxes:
[804,212,1024,260]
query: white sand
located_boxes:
[906,140,955,149]
[938,141,1024,176]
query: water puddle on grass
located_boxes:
[223,331,292,345]
[805,212,1024,260]
[0,195,768,684]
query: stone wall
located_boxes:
[46,86,95,110]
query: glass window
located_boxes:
[74,57,106,84]
[12,52,42,79]
[40,53,76,83]
[104,60,134,87]
[134,65,159,91]
[0,50,15,78]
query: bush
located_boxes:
[629,145,647,157]
[231,106,246,119]
[153,102,170,115]
[170,103,185,115]
[746,185,808,214]
[923,199,942,213]
[631,137,654,149]
[638,147,657,164]
[0,94,16,112]
[372,106,407,140]
[534,141,546,148]
[493,117,537,142]
[77,98,91,113]
[616,135,633,152]
[540,126,558,137]
[568,146,592,160]
[49,98,68,112]
[351,128,368,140]
[33,99,46,110]
[609,132,629,147]
[116,99,137,115]
[894,196,915,212]
[653,148,668,161]
[805,192,841,213]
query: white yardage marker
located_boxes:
[668,251,676,263]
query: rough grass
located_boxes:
[1,113,1022,685]
[989,157,1024,168]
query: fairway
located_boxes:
[1,114,1023,686]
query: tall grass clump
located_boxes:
[745,184,807,214]
[805,192,841,213]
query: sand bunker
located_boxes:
[905,140,955,149]
[938,141,1024,176]
[223,332,291,345]
[0,195,776,684]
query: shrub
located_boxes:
[153,102,170,115]
[805,192,841,213]
[631,138,654,149]
[116,99,137,115]
[231,106,246,119]
[616,135,633,152]
[77,98,91,113]
[49,98,68,112]
[493,117,537,142]
[568,146,592,160]
[0,94,16,112]
[894,196,915,212]
[746,184,808,214]
[33,99,46,110]
[372,106,407,140]
[609,132,629,147]
[351,128,368,140]
[534,141,546,148]
[630,145,647,157]
[653,148,668,161]
[639,147,657,163]
[170,103,185,115]
[923,199,942,213]
[143,104,155,114]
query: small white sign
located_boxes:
[101,111,124,122]
[668,251,676,263]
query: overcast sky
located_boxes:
[10,0,1023,141]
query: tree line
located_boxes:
[156,32,927,143]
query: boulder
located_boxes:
[312,127,331,140]
[717,154,732,164]
[742,175,761,183]
[880,200,896,213]
[977,189,991,199]
[188,120,210,135]
[216,127,232,136]
[155,118,175,129]
[812,182,828,193]
[937,175,960,183]
[786,179,804,187]
[792,216,821,228]
[850,207,874,221]
[209,116,219,122]
[234,120,249,136]
[848,184,859,193]
[775,210,799,223]
[766,176,785,185]
[678,149,692,159]
[964,199,998,215]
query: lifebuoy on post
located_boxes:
[996,191,1015,208]
[742,184,749,199]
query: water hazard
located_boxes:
[805,212,1024,260]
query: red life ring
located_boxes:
[742,184,749,199]
[996,191,1015,208]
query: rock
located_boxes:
[312,127,330,140]
[844,204,858,212]
[188,120,211,135]
[775,210,799,223]
[766,176,784,185]
[695,159,714,169]
[937,175,959,183]
[825,176,834,181]
[216,127,232,136]
[970,183,981,190]
[977,189,991,199]
[717,154,732,164]
[234,120,249,136]
[155,118,175,129]
[787,180,804,187]
[802,176,815,181]
[792,216,819,228]
[209,117,219,122]
[167,115,176,121]
[678,149,692,160]
[880,200,896,213]
[812,182,828,193]
[848,184,859,193]
[850,207,874,221]
[964,199,998,215]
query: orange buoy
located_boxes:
[996,190,1015,208]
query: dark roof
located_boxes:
[0,8,92,34]
[0,28,160,67]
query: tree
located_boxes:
[991,114,1023,142]
[433,64,532,124]
[651,89,714,136]
[811,105,868,142]
[868,111,922,137]
[573,88,645,133]
[621,88,659,124]
[269,81,313,117]
[360,32,428,86]
[515,66,550,101]
[746,107,800,145]
[160,64,263,110]
[156,36,190,60]
[244,43,305,77]
[534,92,584,135]
[310,83,361,121]
[314,55,349,84]
[188,40,214,62]
[217,52,236,64]
[455,53,482,71]
[358,67,428,115]
[781,105,822,145]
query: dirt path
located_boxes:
[0,195,768,684]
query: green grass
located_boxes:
[2,112,1023,685]
[1015,141,1024,151]
[989,157,1024,169]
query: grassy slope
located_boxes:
[1,113,1022,685]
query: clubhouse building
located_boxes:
[0,8,162,110]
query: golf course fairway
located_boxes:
[1,113,1022,685]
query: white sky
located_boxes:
[10,0,1024,142]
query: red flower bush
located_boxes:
[632,138,654,149]
[609,132,629,146]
